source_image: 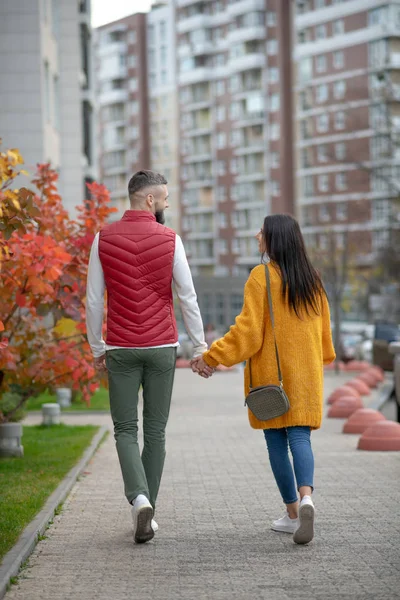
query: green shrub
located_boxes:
[0,392,25,423]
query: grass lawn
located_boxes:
[26,387,110,412]
[0,424,99,562]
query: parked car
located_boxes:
[373,322,400,371]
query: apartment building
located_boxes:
[294,0,400,262]
[0,0,96,215]
[176,0,295,281]
[147,2,180,233]
[96,13,149,217]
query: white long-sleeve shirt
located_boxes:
[86,232,208,359]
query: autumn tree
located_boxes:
[0,151,116,422]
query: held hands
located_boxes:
[190,357,215,379]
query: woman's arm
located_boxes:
[202,272,266,368]
[321,292,336,365]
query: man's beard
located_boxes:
[155,210,165,224]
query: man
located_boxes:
[86,170,211,544]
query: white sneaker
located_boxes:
[131,494,154,544]
[271,512,299,534]
[151,519,158,533]
[293,495,315,545]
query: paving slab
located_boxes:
[7,370,400,600]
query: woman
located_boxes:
[192,214,335,545]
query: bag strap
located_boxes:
[249,264,283,389]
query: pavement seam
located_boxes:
[0,424,108,600]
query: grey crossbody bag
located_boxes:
[244,264,290,421]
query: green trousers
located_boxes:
[106,347,176,508]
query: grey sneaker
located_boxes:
[132,495,154,544]
[293,496,314,545]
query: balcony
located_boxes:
[97,40,127,58]
[227,25,265,45]
[177,14,212,34]
[227,0,265,17]
[229,53,265,73]
[179,67,213,85]
[187,231,214,240]
[184,152,213,163]
[234,143,265,155]
[235,172,265,183]
[233,110,266,127]
[183,179,214,189]
[99,88,128,105]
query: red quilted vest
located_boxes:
[98,210,177,347]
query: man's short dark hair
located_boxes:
[128,170,167,197]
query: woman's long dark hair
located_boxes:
[262,214,324,318]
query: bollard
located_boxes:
[56,388,72,408]
[42,403,61,426]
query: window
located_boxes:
[368,6,388,26]
[316,24,327,40]
[127,30,136,44]
[230,74,240,93]
[335,172,347,190]
[267,40,278,55]
[159,20,166,38]
[129,78,138,92]
[266,12,276,27]
[160,46,167,68]
[299,57,312,83]
[119,54,126,67]
[230,101,240,120]
[319,234,328,251]
[230,158,239,174]
[271,152,280,168]
[373,229,389,250]
[333,50,344,69]
[218,213,228,228]
[271,180,280,196]
[216,186,227,202]
[335,111,345,130]
[318,174,329,192]
[53,75,59,129]
[128,55,136,68]
[334,80,346,99]
[319,204,329,221]
[268,68,279,83]
[304,175,314,196]
[129,100,139,114]
[372,199,391,222]
[217,160,226,176]
[316,84,328,103]
[217,132,226,149]
[371,135,391,160]
[269,93,280,112]
[215,80,225,96]
[269,123,280,140]
[335,142,346,160]
[333,19,344,36]
[369,39,388,68]
[161,70,167,85]
[370,104,388,129]
[317,144,328,162]
[216,106,225,122]
[316,55,327,73]
[147,24,154,44]
[336,203,347,220]
[317,113,329,133]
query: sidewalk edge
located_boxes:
[0,424,108,599]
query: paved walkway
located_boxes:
[8,370,400,600]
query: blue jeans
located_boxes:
[263,427,314,505]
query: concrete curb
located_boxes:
[0,424,108,599]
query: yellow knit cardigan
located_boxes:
[203,264,336,430]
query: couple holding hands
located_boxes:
[86,170,335,546]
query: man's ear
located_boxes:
[146,193,154,208]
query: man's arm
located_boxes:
[86,233,106,360]
[173,235,208,358]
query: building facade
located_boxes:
[147,2,181,233]
[0,0,96,215]
[294,0,400,262]
[95,13,149,217]
[176,0,295,279]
